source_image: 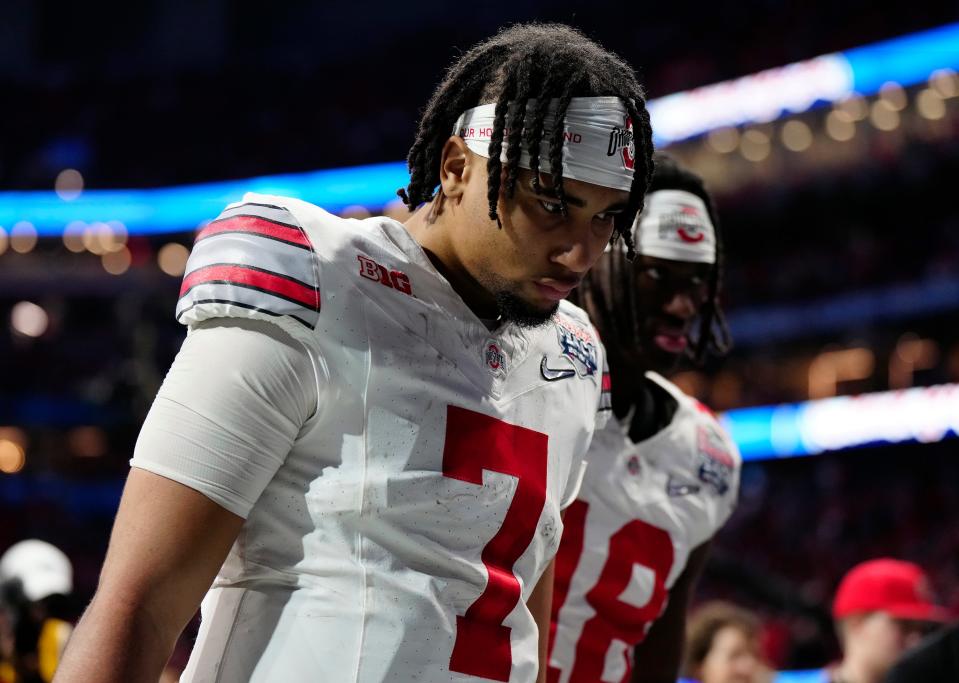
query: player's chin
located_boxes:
[642,338,685,374]
[494,290,558,328]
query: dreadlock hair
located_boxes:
[577,152,732,369]
[398,23,655,255]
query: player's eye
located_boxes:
[539,199,564,215]
[594,211,619,225]
[643,266,662,281]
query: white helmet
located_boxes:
[0,539,73,602]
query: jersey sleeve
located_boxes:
[130,318,320,518]
[596,339,613,428]
[718,422,742,525]
[559,331,611,509]
[696,402,743,540]
[175,197,321,347]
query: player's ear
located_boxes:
[438,136,471,201]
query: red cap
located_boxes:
[832,558,950,622]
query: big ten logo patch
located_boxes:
[553,315,598,377]
[357,255,412,296]
[696,424,735,496]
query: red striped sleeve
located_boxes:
[198,215,312,248]
[180,264,320,310]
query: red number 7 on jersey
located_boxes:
[443,406,549,682]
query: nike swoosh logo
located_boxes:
[541,356,576,382]
[666,476,701,497]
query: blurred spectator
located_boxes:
[0,541,75,683]
[1,602,15,683]
[684,601,772,683]
[884,622,959,683]
[827,558,948,683]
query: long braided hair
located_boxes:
[398,23,655,254]
[578,153,732,368]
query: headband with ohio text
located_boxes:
[452,97,635,192]
[634,189,716,264]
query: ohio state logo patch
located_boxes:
[552,315,598,377]
[659,204,708,245]
[484,341,507,373]
[607,115,635,171]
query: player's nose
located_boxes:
[549,222,608,275]
[662,289,697,320]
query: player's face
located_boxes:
[455,156,630,327]
[697,625,763,683]
[633,254,711,373]
[850,612,933,675]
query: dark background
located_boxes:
[2,1,959,674]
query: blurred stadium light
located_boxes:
[1,22,958,235]
[681,673,825,683]
[0,162,410,237]
[720,383,959,461]
[6,381,956,464]
[650,21,959,144]
[771,672,827,683]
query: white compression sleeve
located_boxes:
[130,318,319,518]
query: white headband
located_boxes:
[452,96,636,192]
[634,189,716,264]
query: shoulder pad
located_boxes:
[175,199,320,330]
[555,298,593,329]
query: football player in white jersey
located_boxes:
[56,24,657,683]
[546,154,740,683]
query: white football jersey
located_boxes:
[547,373,740,683]
[138,194,610,683]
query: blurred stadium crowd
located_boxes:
[1,2,958,681]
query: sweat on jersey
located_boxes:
[547,373,741,683]
[130,193,611,683]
